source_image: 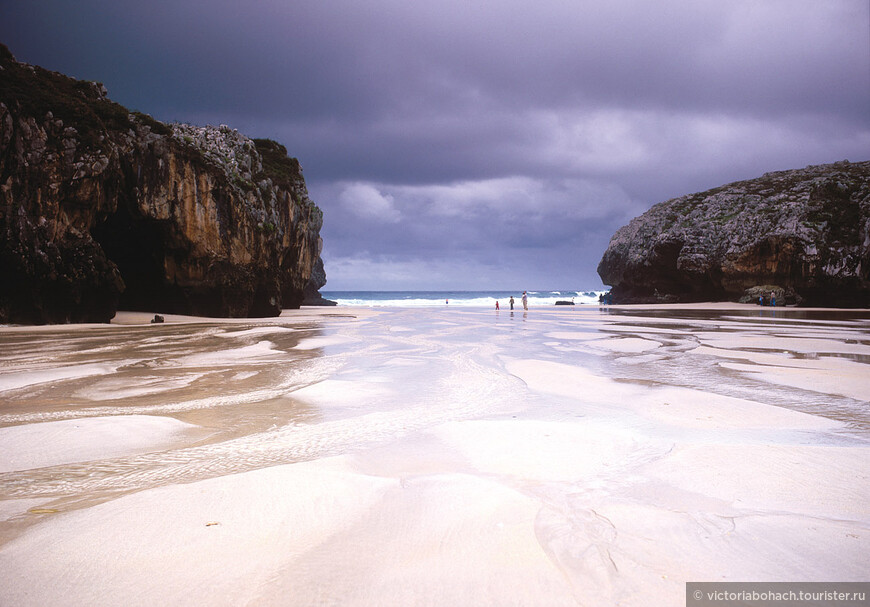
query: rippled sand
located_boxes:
[1,304,868,606]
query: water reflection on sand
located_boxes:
[0,305,868,606]
[2,305,868,498]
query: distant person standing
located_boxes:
[770,291,776,307]
[522,291,528,310]
[495,301,500,311]
[509,296,514,310]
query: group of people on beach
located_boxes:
[495,291,528,311]
[757,291,778,306]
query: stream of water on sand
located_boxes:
[2,307,868,507]
[1,306,869,605]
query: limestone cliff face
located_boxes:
[597,161,870,307]
[0,45,324,323]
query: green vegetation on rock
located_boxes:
[252,138,302,191]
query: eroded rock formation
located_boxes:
[302,257,337,306]
[597,161,870,307]
[0,44,325,323]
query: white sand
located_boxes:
[173,340,283,366]
[0,303,868,606]
[691,344,870,401]
[0,458,397,606]
[588,336,662,352]
[288,379,397,416]
[0,415,201,473]
[0,363,119,392]
[294,334,355,350]
[505,358,842,432]
[215,326,297,339]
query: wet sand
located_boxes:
[0,304,868,605]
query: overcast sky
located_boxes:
[2,1,868,290]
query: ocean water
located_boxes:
[320,290,607,307]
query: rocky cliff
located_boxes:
[0,44,325,324]
[302,257,336,306]
[597,160,870,307]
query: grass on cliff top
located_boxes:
[0,43,170,149]
[254,138,324,220]
[253,138,303,191]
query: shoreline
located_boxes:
[1,302,868,605]
[0,301,867,333]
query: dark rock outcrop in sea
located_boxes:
[597,160,870,307]
[0,44,326,324]
[302,257,337,306]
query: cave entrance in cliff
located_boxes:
[91,203,178,313]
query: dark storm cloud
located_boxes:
[2,0,868,289]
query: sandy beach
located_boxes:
[0,303,868,605]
